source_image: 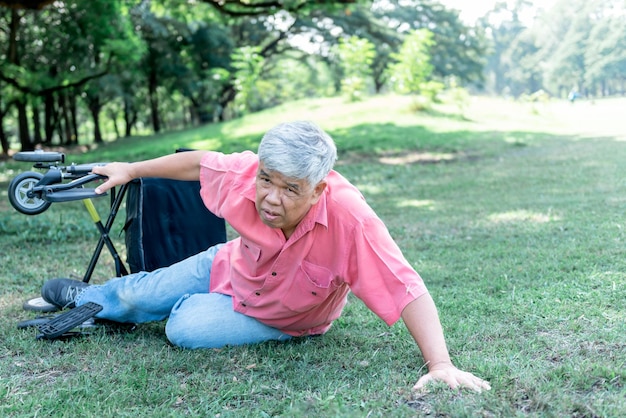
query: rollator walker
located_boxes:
[8,150,226,339]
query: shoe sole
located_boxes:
[23,296,61,312]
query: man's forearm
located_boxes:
[94,150,208,194]
[126,150,207,181]
[401,293,452,369]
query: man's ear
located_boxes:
[311,180,327,204]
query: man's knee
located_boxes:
[164,292,289,349]
[165,294,214,349]
[165,317,196,348]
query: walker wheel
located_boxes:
[8,171,52,215]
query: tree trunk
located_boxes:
[32,102,43,145]
[43,91,55,144]
[109,108,120,139]
[123,98,137,137]
[0,116,9,155]
[9,9,32,151]
[89,97,103,144]
[374,77,384,94]
[69,91,79,145]
[7,9,19,65]
[124,101,132,137]
[188,103,198,125]
[124,102,131,137]
[57,92,71,145]
[217,84,237,121]
[148,69,161,133]
[16,99,33,151]
[0,98,14,155]
[189,97,212,124]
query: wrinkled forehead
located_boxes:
[256,162,311,189]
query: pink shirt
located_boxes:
[199,151,428,336]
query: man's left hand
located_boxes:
[413,362,491,392]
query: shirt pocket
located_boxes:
[283,260,338,313]
[240,239,262,275]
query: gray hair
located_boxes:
[258,121,337,186]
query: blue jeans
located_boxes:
[75,244,291,349]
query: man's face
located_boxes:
[255,162,326,239]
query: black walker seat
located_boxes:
[124,177,226,273]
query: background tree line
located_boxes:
[0,0,624,154]
[482,0,626,98]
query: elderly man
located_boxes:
[42,121,490,392]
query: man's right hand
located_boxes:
[92,162,133,194]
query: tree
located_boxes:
[200,0,361,16]
[541,1,594,97]
[500,28,542,96]
[0,0,53,9]
[481,0,626,99]
[0,0,141,149]
[479,0,533,95]
[372,0,486,85]
[0,0,361,12]
[183,24,233,124]
[0,79,14,156]
[245,48,336,109]
[388,29,436,95]
[231,46,265,115]
[306,5,398,93]
[0,0,365,149]
[147,0,234,125]
[336,36,376,100]
[4,8,32,150]
[295,0,486,94]
[78,2,144,144]
[584,3,626,96]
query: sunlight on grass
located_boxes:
[397,199,435,209]
[487,209,560,224]
[379,151,455,165]
[187,137,224,151]
[356,184,386,195]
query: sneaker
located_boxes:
[41,278,90,309]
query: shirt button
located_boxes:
[311,291,317,296]
[255,292,261,296]
[271,272,277,276]
[241,302,247,307]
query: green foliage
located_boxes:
[0,0,489,151]
[387,29,442,109]
[230,46,265,116]
[369,0,487,85]
[482,0,626,97]
[265,56,336,102]
[388,29,434,94]
[299,0,486,95]
[585,12,626,88]
[337,36,376,101]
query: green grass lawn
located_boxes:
[1,95,624,417]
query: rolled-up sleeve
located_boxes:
[199,151,258,217]
[346,216,428,325]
